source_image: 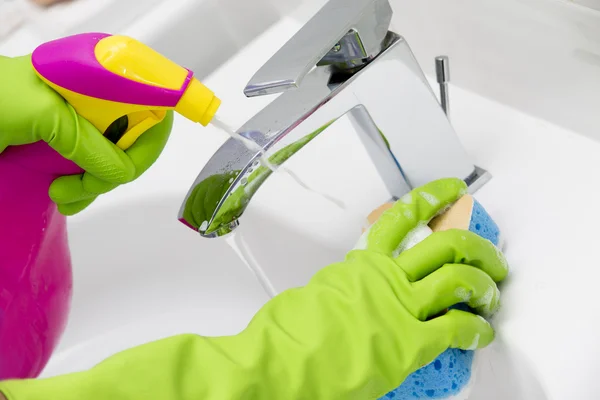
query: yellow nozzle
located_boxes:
[175,78,221,126]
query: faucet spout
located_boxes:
[178,0,489,238]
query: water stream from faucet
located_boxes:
[225,229,278,298]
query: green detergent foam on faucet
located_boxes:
[367,193,503,400]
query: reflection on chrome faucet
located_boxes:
[179,0,490,238]
[180,122,333,236]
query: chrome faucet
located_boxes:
[178,0,490,238]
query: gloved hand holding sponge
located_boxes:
[0,177,508,399]
[0,31,508,400]
[370,192,505,399]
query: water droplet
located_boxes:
[241,178,248,186]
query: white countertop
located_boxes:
[97,17,598,399]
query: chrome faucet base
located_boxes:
[466,165,492,195]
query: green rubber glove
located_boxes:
[0,55,174,215]
[0,178,508,400]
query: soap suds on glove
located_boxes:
[419,191,440,206]
[494,244,509,271]
[467,334,480,351]
[455,287,473,302]
[392,224,433,257]
[400,193,413,204]
[472,286,496,315]
[353,226,372,251]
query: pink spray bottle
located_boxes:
[0,32,221,379]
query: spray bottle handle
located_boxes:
[31,33,221,150]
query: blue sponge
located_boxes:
[469,200,501,247]
[382,348,474,399]
[379,195,501,399]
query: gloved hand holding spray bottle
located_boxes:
[0,32,220,380]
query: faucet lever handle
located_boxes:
[244,0,393,98]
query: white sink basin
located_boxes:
[37,15,600,400]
